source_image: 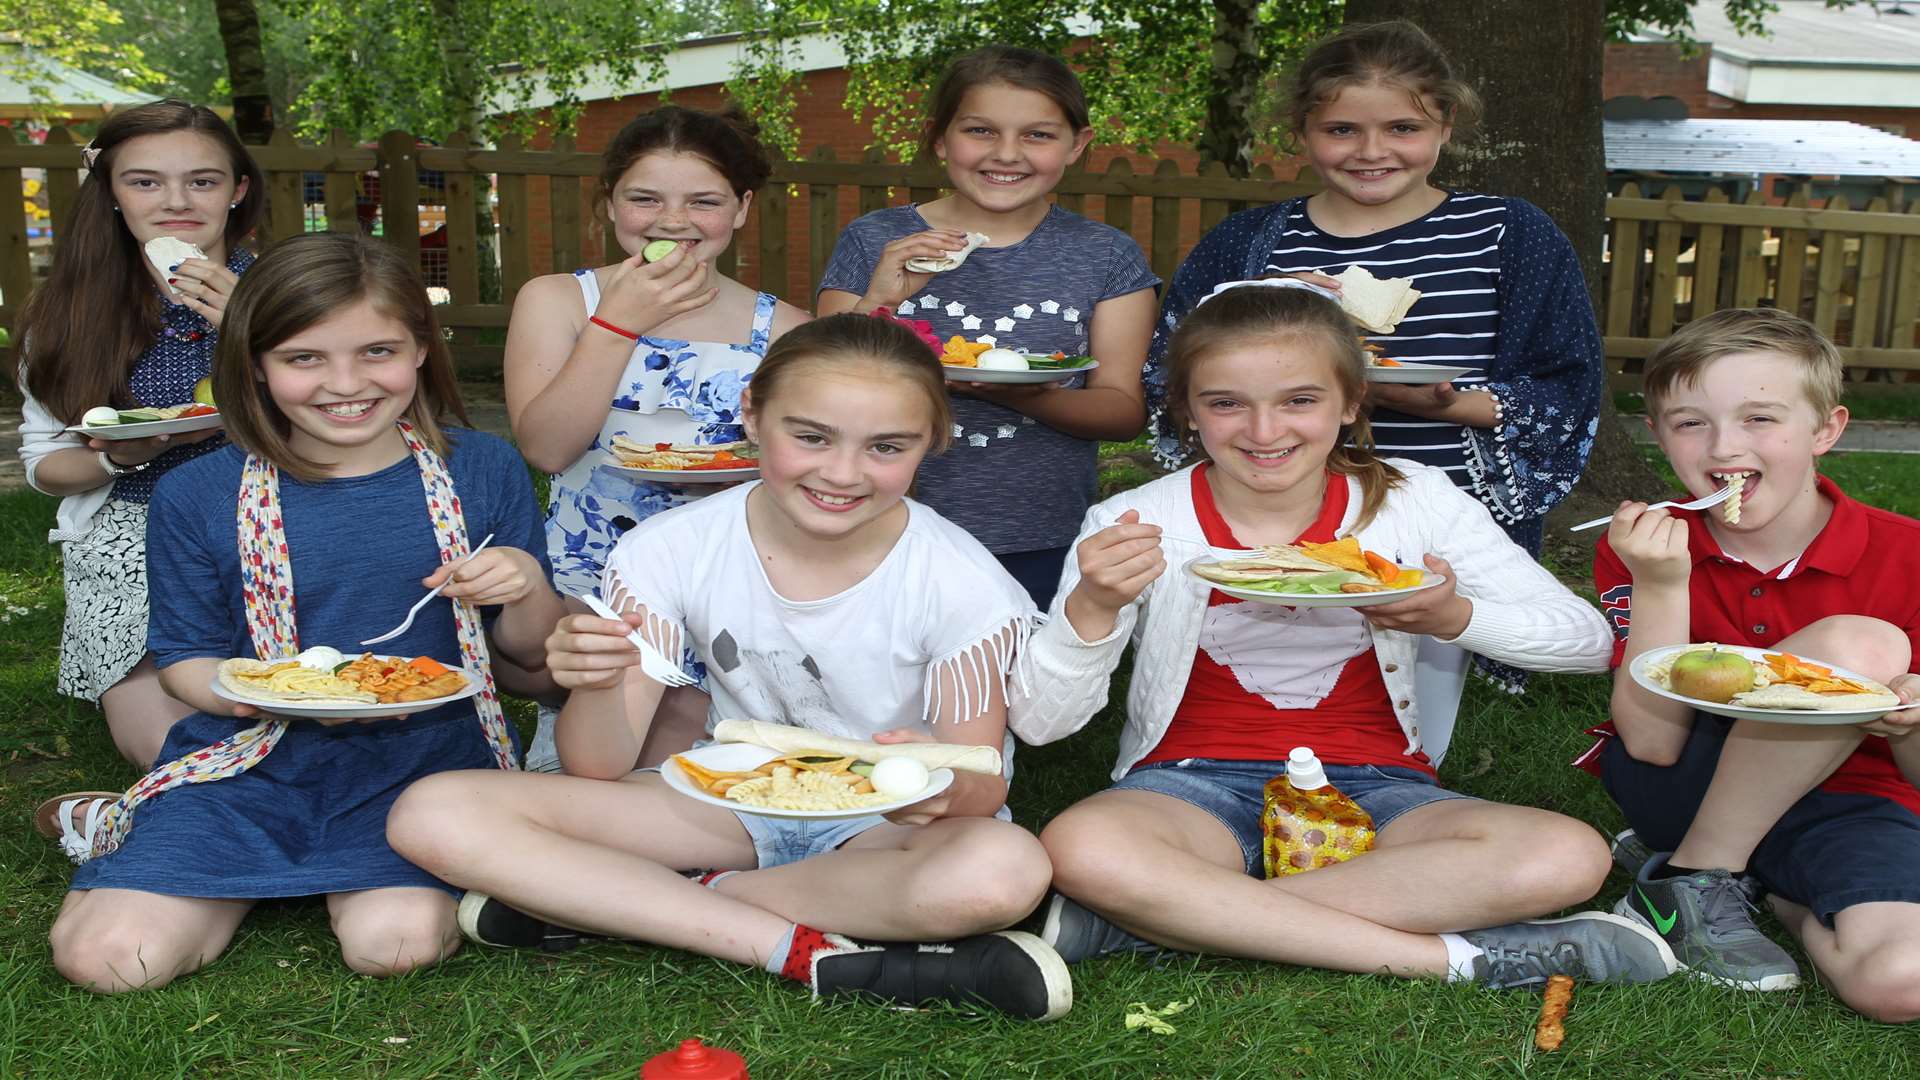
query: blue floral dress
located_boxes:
[544,271,776,599]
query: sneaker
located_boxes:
[523,704,562,773]
[1610,828,1656,878]
[811,930,1073,1021]
[1461,912,1680,989]
[1037,892,1162,964]
[1614,855,1800,991]
[456,891,591,952]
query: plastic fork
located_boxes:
[1566,485,1734,533]
[360,533,495,646]
[1086,511,1260,561]
[578,593,697,688]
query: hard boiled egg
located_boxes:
[974,348,1029,372]
[296,645,345,671]
[869,756,931,799]
[82,406,121,426]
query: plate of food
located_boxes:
[607,438,759,483]
[938,337,1098,385]
[663,718,1005,819]
[1185,536,1444,607]
[1629,644,1903,725]
[210,648,478,719]
[67,402,222,440]
[1363,357,1478,385]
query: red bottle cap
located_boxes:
[641,1039,748,1080]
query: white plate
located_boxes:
[607,464,759,484]
[663,742,954,820]
[67,412,224,441]
[1183,556,1446,608]
[1628,644,1899,726]
[209,656,481,720]
[941,361,1099,385]
[1364,363,1476,385]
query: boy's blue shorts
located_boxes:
[1602,713,1920,927]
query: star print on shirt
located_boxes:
[919,296,938,309]
[978,335,997,345]
[1013,304,1034,319]
[1040,300,1060,314]
[993,317,1015,333]
[967,432,990,448]
[995,424,1017,439]
[960,315,982,331]
[945,301,966,317]
[1063,307,1080,322]
[897,302,915,316]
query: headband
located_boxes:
[1196,277,1341,308]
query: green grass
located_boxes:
[6,463,1920,1075]
[1616,388,1920,423]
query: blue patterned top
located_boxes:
[113,247,256,504]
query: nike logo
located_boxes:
[1636,886,1678,935]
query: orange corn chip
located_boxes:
[1299,537,1372,575]
[1376,358,1404,367]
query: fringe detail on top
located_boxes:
[1462,388,1528,526]
[921,614,1039,725]
[601,568,684,662]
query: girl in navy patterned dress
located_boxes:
[47,233,563,992]
[16,101,263,768]
[504,106,809,771]
[1140,23,1606,754]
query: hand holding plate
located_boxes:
[1358,554,1470,638]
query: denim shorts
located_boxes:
[735,811,890,870]
[1110,757,1480,876]
[1603,714,1920,927]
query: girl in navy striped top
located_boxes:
[1145,21,1604,558]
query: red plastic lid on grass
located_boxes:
[641,1039,748,1079]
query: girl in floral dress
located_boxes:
[503,106,809,770]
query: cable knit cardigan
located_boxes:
[1009,462,1612,780]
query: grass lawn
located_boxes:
[5,452,1920,1077]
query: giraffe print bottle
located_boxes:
[1262,747,1375,878]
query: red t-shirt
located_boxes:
[1589,474,1920,814]
[1139,466,1429,774]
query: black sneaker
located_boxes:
[456,891,592,953]
[1037,892,1163,964]
[811,930,1073,1021]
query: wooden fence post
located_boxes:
[1892,201,1920,353]
[1149,159,1183,290]
[758,168,790,303]
[1691,188,1730,319]
[548,131,583,276]
[1775,185,1811,320]
[1855,196,1890,350]
[43,127,77,244]
[808,145,839,300]
[495,133,532,304]
[378,130,422,268]
[265,127,305,245]
[1647,185,1684,339]
[1813,194,1850,340]
[858,146,889,219]
[1101,158,1134,241]
[1198,161,1233,236]
[0,126,29,318]
[1605,182,1643,347]
[323,129,360,234]
[1732,190,1768,307]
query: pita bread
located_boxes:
[216,657,378,705]
[906,231,989,273]
[144,236,205,296]
[1333,265,1421,334]
[711,719,1002,775]
[1732,684,1900,712]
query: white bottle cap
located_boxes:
[1286,746,1329,790]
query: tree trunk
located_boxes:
[1196,0,1265,178]
[213,0,273,142]
[1343,0,1665,561]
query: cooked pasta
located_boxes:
[724,767,895,811]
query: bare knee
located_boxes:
[51,910,198,993]
[1041,810,1149,905]
[1495,815,1610,908]
[1841,943,1920,1024]
[333,895,459,978]
[386,773,494,876]
[908,823,1051,933]
[1797,616,1911,681]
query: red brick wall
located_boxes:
[1602,43,1714,113]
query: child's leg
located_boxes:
[326,887,461,977]
[708,817,1052,940]
[97,656,192,768]
[1669,616,1911,874]
[49,888,252,993]
[636,687,711,769]
[1769,898,1920,1023]
[1888,731,1920,791]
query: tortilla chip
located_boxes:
[1298,537,1372,575]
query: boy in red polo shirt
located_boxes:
[1591,308,1920,1021]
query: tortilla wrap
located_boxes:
[216,657,378,705]
[1732,684,1900,712]
[711,719,1002,775]
[1189,547,1354,586]
[144,236,204,297]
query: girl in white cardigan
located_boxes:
[1014,282,1676,989]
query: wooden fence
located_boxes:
[3,129,1916,386]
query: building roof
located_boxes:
[1683,1,1920,68]
[0,42,148,116]
[1605,118,1920,178]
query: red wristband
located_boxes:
[589,315,640,340]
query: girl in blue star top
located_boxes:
[1144,21,1603,559]
[45,233,563,993]
[504,105,810,771]
[817,45,1160,609]
[16,100,263,768]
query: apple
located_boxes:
[192,376,215,407]
[1668,648,1756,703]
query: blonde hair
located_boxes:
[216,233,468,481]
[1165,286,1404,529]
[746,313,952,454]
[1644,308,1844,419]
[1288,21,1482,139]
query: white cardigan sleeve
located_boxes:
[17,377,112,542]
[1007,511,1142,747]
[1411,471,1612,672]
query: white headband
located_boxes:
[1196,277,1341,308]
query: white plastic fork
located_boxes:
[360,533,495,646]
[579,593,697,688]
[1086,511,1261,561]
[1567,485,1734,533]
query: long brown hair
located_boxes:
[217,233,469,482]
[745,313,951,455]
[1287,21,1482,139]
[1165,285,1404,529]
[17,100,264,423]
[920,45,1090,159]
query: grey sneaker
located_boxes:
[1037,893,1162,964]
[1610,829,1656,878]
[1461,912,1679,989]
[523,704,562,773]
[1614,855,1800,991]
